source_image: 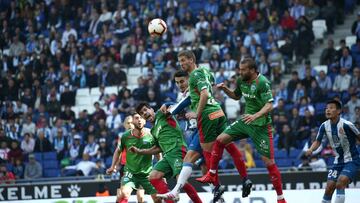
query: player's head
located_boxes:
[136,102,155,123]
[132,113,146,130]
[174,70,189,93]
[123,115,134,130]
[177,50,196,73]
[239,57,257,82]
[325,100,342,119]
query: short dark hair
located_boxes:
[177,50,196,63]
[136,102,151,114]
[174,70,188,79]
[240,57,257,70]
[327,100,342,110]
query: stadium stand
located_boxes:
[0,0,359,181]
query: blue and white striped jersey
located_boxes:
[316,118,360,164]
[170,90,197,129]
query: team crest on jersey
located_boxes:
[339,128,345,135]
[251,84,256,92]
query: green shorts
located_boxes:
[197,109,228,143]
[223,119,274,159]
[153,147,185,179]
[121,170,157,195]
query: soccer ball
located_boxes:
[148,18,167,37]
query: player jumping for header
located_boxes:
[196,58,287,203]
[131,102,202,203]
[306,100,360,203]
[175,50,252,202]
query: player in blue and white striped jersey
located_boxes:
[306,100,360,203]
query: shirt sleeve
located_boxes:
[234,79,242,98]
[169,95,191,115]
[316,123,327,142]
[194,70,209,92]
[259,80,274,103]
[344,122,360,140]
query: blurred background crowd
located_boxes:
[0,0,360,182]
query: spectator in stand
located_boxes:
[0,164,15,184]
[292,83,305,104]
[106,109,122,135]
[308,80,323,103]
[92,102,107,122]
[7,140,23,164]
[24,154,42,179]
[281,10,296,32]
[287,71,301,98]
[308,155,327,172]
[69,134,84,162]
[317,70,333,94]
[53,128,68,160]
[299,97,315,117]
[83,134,99,158]
[320,1,336,34]
[21,133,35,155]
[351,11,360,39]
[295,16,314,63]
[346,93,360,117]
[351,39,360,67]
[290,0,305,20]
[64,153,98,176]
[351,67,360,92]
[299,60,317,80]
[278,124,295,152]
[305,0,320,22]
[320,39,337,65]
[34,131,53,153]
[12,159,24,179]
[97,138,111,159]
[298,110,316,142]
[333,67,351,93]
[0,141,10,164]
[339,48,353,71]
[301,67,317,93]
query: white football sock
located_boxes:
[171,163,193,194]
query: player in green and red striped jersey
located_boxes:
[177,50,252,202]
[131,103,202,203]
[198,58,287,203]
[106,113,160,203]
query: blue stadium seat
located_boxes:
[254,160,265,168]
[289,149,302,158]
[274,149,287,158]
[43,151,57,160]
[276,158,292,167]
[33,152,42,162]
[43,169,60,177]
[105,157,113,168]
[42,160,59,169]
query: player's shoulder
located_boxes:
[257,74,271,85]
[120,129,131,139]
[341,118,354,125]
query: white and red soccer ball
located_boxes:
[148,18,167,37]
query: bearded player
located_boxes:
[197,58,287,203]
[106,113,161,203]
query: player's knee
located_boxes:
[217,133,232,144]
[325,182,336,194]
[120,187,132,198]
[149,171,162,181]
[336,176,349,189]
[184,150,200,163]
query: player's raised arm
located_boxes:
[306,123,326,156]
[217,82,241,100]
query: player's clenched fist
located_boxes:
[216,83,226,90]
[106,166,116,174]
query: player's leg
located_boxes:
[252,124,286,203]
[334,160,360,203]
[139,175,162,203]
[118,185,133,203]
[322,180,336,203]
[136,189,145,203]
[150,159,175,203]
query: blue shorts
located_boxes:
[327,159,360,182]
[187,129,202,154]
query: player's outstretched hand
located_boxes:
[242,114,257,124]
[106,166,116,175]
[305,149,312,157]
[160,104,170,114]
[185,112,197,119]
[216,83,226,90]
[129,146,141,154]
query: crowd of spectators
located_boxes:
[0,0,359,180]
